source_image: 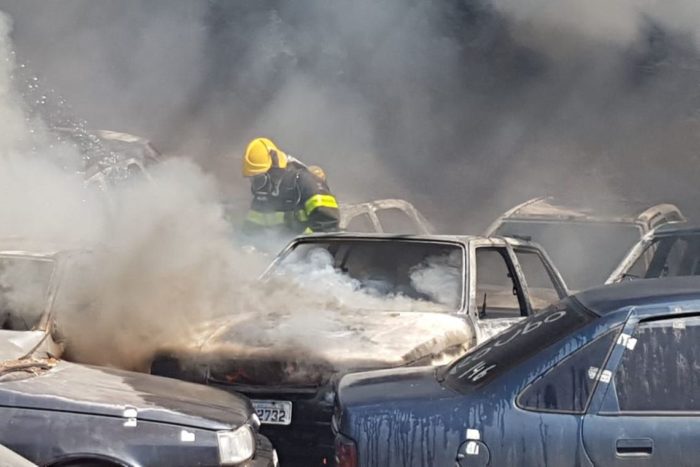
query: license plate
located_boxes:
[252,400,293,426]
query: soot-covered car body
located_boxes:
[485,196,685,291]
[151,233,568,466]
[0,242,276,467]
[608,223,700,283]
[335,277,700,467]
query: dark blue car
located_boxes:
[334,277,700,466]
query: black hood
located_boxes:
[0,360,253,431]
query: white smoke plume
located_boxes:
[0,9,470,370]
[0,1,699,369]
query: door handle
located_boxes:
[616,438,653,456]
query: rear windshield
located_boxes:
[444,298,597,390]
[496,220,641,290]
[270,239,464,311]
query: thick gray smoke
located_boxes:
[0,9,472,370]
[4,0,700,231]
[0,1,698,368]
[491,0,700,50]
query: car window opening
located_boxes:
[273,240,464,312]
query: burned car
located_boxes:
[608,223,700,283]
[151,233,568,466]
[334,277,700,466]
[339,199,433,234]
[52,127,161,189]
[485,196,685,291]
[0,243,277,467]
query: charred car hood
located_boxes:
[161,310,474,387]
[0,360,252,430]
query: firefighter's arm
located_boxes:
[298,171,340,232]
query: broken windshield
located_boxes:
[271,239,464,311]
[496,220,641,290]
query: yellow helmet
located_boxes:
[308,165,327,182]
[242,137,288,177]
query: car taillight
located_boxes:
[334,433,358,467]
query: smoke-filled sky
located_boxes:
[1,0,700,230]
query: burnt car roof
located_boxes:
[300,232,538,247]
[500,196,683,223]
[574,276,700,316]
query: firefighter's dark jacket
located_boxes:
[243,162,339,234]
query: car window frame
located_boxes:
[600,312,700,416]
[264,236,469,312]
[373,206,424,235]
[495,219,644,290]
[589,306,700,417]
[343,212,377,233]
[516,327,621,415]
[472,245,529,319]
[511,245,569,303]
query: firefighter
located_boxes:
[241,137,340,236]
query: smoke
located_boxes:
[0,8,471,371]
[2,0,700,233]
[410,251,463,309]
[0,11,260,368]
[490,0,700,52]
[0,1,697,368]
[272,247,456,312]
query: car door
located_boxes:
[471,245,530,340]
[582,311,700,466]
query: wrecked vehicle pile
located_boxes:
[0,242,278,467]
[151,232,568,465]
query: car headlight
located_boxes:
[217,425,255,465]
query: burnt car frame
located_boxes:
[334,277,700,467]
[52,127,161,190]
[484,196,685,291]
[339,199,434,234]
[0,242,276,467]
[608,223,700,283]
[152,232,568,466]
